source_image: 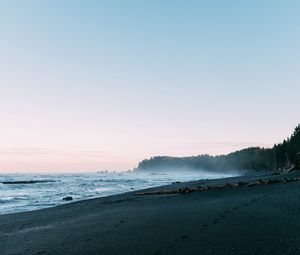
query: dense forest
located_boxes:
[136,125,300,172]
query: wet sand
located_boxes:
[1,171,300,255]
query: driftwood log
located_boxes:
[136,177,300,196]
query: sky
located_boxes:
[0,0,299,172]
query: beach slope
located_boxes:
[1,172,300,255]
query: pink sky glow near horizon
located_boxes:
[0,1,299,172]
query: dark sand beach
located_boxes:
[1,171,300,255]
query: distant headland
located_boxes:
[136,125,300,172]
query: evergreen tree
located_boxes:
[137,124,300,172]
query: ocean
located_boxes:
[0,170,238,215]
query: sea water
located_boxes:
[0,170,238,215]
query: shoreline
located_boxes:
[0,170,240,215]
[1,170,300,254]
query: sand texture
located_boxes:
[1,171,300,255]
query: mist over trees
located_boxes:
[137,125,300,172]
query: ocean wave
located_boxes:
[1,180,55,185]
[0,171,239,215]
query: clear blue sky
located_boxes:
[0,0,299,172]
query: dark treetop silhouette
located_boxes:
[136,125,300,172]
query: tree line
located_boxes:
[136,125,300,172]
